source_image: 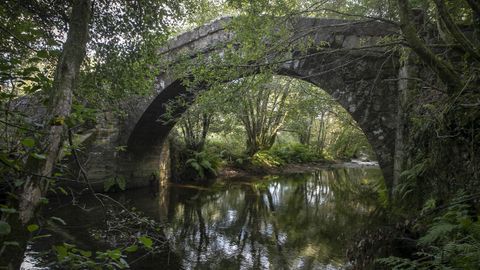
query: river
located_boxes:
[22,165,385,269]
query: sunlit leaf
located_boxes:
[79,250,92,257]
[107,249,122,259]
[27,224,39,232]
[57,187,68,195]
[125,245,138,252]
[31,153,46,160]
[50,216,67,225]
[21,138,35,147]
[32,234,52,240]
[138,235,153,248]
[54,245,68,259]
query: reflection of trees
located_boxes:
[232,183,289,270]
[162,168,385,270]
[180,201,209,264]
[273,169,385,268]
[165,186,214,267]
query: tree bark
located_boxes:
[0,1,91,268]
[397,0,462,94]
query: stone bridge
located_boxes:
[82,17,407,192]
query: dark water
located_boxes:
[23,166,385,269]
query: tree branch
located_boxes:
[434,0,480,61]
[397,0,462,94]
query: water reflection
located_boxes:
[158,167,384,270]
[26,167,384,270]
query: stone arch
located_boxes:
[120,17,400,190]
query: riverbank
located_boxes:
[217,159,379,179]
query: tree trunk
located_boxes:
[1,1,91,268]
[433,0,480,61]
[180,112,212,152]
[397,0,462,94]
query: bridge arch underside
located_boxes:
[126,50,399,190]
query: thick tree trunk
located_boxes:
[20,0,91,224]
[0,1,91,268]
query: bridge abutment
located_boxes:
[73,111,171,191]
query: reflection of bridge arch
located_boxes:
[124,17,400,189]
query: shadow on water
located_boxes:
[24,166,385,270]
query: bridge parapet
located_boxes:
[158,17,397,65]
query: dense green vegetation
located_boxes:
[1,0,479,269]
[170,75,372,179]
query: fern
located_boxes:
[418,222,458,245]
[185,151,220,180]
[378,196,480,270]
[376,256,417,269]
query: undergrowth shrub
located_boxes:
[251,150,284,167]
[269,143,324,163]
[378,194,480,269]
[206,140,245,164]
[250,143,326,168]
[184,151,221,181]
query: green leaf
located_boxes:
[189,161,202,173]
[32,234,52,240]
[57,187,68,195]
[107,249,122,260]
[64,243,76,249]
[200,160,212,169]
[31,153,46,160]
[0,221,11,235]
[3,241,19,246]
[20,138,35,148]
[50,216,67,225]
[14,179,25,187]
[116,176,126,191]
[0,92,16,100]
[79,250,92,257]
[0,154,14,166]
[0,208,16,214]
[36,50,49,58]
[27,224,39,232]
[24,84,42,94]
[22,66,40,75]
[54,245,68,259]
[119,258,129,268]
[125,245,138,253]
[138,235,153,249]
[46,38,58,46]
[103,178,116,192]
